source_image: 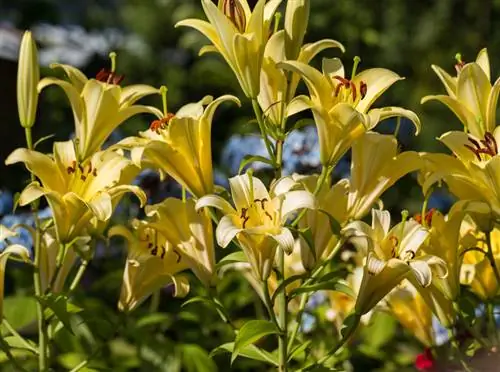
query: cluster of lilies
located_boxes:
[3,0,500,369]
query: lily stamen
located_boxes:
[464,133,498,161]
[221,0,246,33]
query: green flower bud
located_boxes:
[284,0,310,60]
[17,31,40,128]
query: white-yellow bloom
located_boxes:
[196,174,315,279]
[343,209,446,315]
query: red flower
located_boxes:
[415,348,434,371]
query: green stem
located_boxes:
[2,318,38,354]
[208,288,236,330]
[251,99,276,165]
[287,293,309,352]
[0,334,29,372]
[277,249,288,372]
[262,281,281,332]
[25,127,49,371]
[487,302,499,345]
[68,260,89,294]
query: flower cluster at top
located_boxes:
[4,1,500,369]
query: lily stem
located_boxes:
[25,127,49,371]
[262,281,282,332]
[251,99,276,165]
[68,259,89,294]
[2,318,38,354]
[277,249,288,372]
[485,229,500,287]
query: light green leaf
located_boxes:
[182,344,217,372]
[37,294,83,335]
[232,320,279,364]
[271,273,307,303]
[2,296,37,332]
[215,251,247,269]
[135,313,171,329]
[289,281,354,299]
[238,154,273,174]
[211,342,279,366]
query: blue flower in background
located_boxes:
[221,135,271,175]
[431,316,449,346]
[0,190,14,216]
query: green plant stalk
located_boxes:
[68,259,89,294]
[2,318,38,354]
[277,250,288,372]
[262,281,282,332]
[25,127,49,371]
[287,239,344,352]
[0,334,30,372]
[149,290,161,313]
[251,99,276,165]
[487,302,499,345]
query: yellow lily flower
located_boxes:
[6,141,146,243]
[176,0,282,98]
[0,225,31,319]
[117,94,240,199]
[38,62,160,160]
[109,220,190,311]
[196,173,316,280]
[17,31,39,129]
[421,130,500,217]
[420,208,465,301]
[293,174,349,270]
[283,0,309,61]
[387,281,436,347]
[347,132,422,220]
[422,49,500,138]
[278,58,421,166]
[343,209,447,315]
[258,30,344,127]
[144,198,216,287]
[460,217,500,301]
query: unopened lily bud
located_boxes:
[220,0,246,33]
[284,0,310,60]
[17,31,40,128]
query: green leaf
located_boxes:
[238,154,273,174]
[288,340,312,362]
[232,320,279,364]
[361,311,396,352]
[1,296,37,332]
[289,281,354,299]
[181,344,217,372]
[36,294,83,335]
[271,273,307,303]
[287,118,315,133]
[341,312,361,338]
[215,251,247,269]
[294,227,316,260]
[211,342,278,366]
[33,134,55,149]
[318,209,342,235]
[135,313,171,328]
[12,192,21,213]
[2,336,37,354]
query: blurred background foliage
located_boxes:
[1,0,500,370]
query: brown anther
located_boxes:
[160,246,166,259]
[174,249,181,263]
[92,168,98,177]
[464,133,498,160]
[147,243,153,249]
[78,164,84,173]
[360,81,367,99]
[350,81,357,102]
[67,160,76,174]
[80,175,87,181]
[455,61,465,74]
[149,113,175,134]
[151,246,158,256]
[95,68,124,85]
[414,208,436,227]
